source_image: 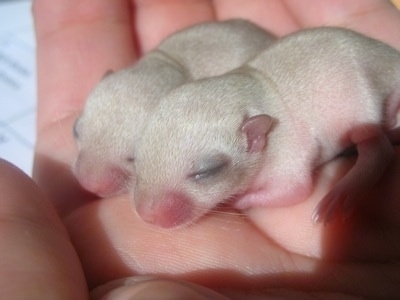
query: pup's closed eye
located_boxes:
[189,153,231,181]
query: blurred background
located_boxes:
[0,0,35,175]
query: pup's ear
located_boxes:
[241,114,273,153]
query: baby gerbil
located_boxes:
[132,27,400,228]
[73,20,276,197]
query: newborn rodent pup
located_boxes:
[73,20,276,197]
[132,27,400,228]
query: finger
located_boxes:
[283,0,400,48]
[133,0,215,53]
[34,0,136,132]
[213,0,300,36]
[63,196,318,289]
[247,148,400,261]
[64,194,400,298]
[0,159,87,299]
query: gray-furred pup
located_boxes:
[133,27,400,228]
[73,20,276,197]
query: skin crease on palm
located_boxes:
[0,0,399,299]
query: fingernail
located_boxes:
[90,276,158,300]
[97,278,229,300]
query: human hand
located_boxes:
[5,0,397,298]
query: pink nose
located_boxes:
[75,156,129,197]
[135,191,194,228]
[86,166,128,197]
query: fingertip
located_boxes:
[134,0,215,52]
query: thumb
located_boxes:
[0,159,88,299]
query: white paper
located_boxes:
[0,0,36,175]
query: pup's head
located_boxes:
[132,75,272,228]
[73,70,138,197]
[73,55,189,197]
